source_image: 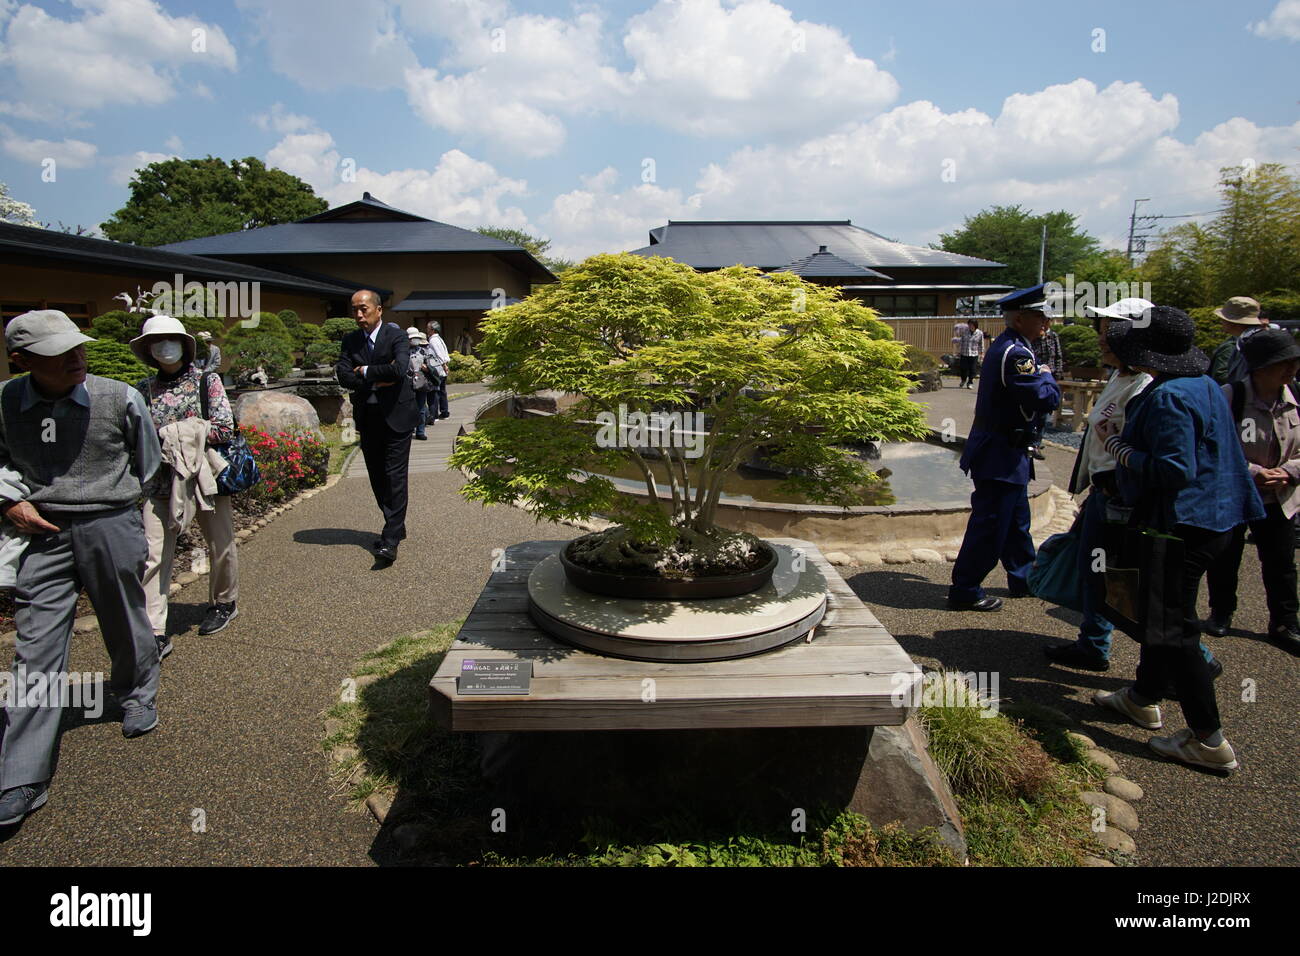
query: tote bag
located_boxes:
[1027,517,1084,612]
[200,372,261,495]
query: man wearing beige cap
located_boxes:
[0,310,162,826]
[1209,296,1265,385]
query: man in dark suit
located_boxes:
[335,290,418,563]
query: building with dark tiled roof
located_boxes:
[159,192,554,346]
[630,220,1011,318]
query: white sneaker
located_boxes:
[1093,688,1163,729]
[1149,728,1238,772]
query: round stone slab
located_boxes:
[527,543,828,661]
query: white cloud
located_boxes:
[253,103,317,136]
[535,79,1300,259]
[0,124,98,168]
[620,0,898,138]
[236,0,417,90]
[246,0,899,157]
[109,149,177,186]
[0,0,237,116]
[163,134,183,153]
[1250,0,1300,40]
[263,114,532,228]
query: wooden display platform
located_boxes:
[429,539,921,732]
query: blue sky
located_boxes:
[1,0,1297,258]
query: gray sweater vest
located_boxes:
[1,374,142,512]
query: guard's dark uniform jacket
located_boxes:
[960,327,1062,484]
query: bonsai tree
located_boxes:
[449,253,929,575]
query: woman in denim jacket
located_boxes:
[1092,306,1264,773]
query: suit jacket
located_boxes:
[336,322,419,433]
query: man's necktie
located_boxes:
[363,334,379,404]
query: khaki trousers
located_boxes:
[142,494,238,636]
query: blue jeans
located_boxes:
[413,390,430,436]
[1077,488,1114,656]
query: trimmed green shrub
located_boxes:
[304,341,339,367]
[447,350,484,383]
[1058,324,1100,368]
[228,333,293,383]
[276,309,301,330]
[1260,289,1300,322]
[89,310,143,343]
[321,317,355,342]
[1190,306,1223,355]
[295,322,324,348]
[85,339,151,384]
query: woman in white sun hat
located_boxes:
[131,315,240,653]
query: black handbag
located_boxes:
[1099,493,1189,649]
[200,372,261,495]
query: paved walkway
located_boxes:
[0,386,576,865]
[2,383,1294,865]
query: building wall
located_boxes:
[246,252,532,311]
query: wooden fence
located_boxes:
[881,316,1003,358]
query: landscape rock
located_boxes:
[852,551,882,566]
[323,718,346,737]
[176,571,199,586]
[824,551,853,566]
[1082,854,1116,867]
[330,745,358,765]
[235,530,252,541]
[1066,731,1096,750]
[365,791,394,824]
[1079,791,1140,833]
[943,551,959,562]
[911,548,944,563]
[1104,776,1145,802]
[354,674,381,690]
[1096,826,1136,855]
[234,391,324,440]
[72,616,98,634]
[883,550,913,565]
[1086,749,1120,773]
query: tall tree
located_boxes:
[476,225,575,275]
[101,157,327,246]
[937,204,1099,288]
[1140,163,1300,308]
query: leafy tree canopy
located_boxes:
[937,205,1100,289]
[449,253,929,544]
[101,157,327,246]
[1140,163,1300,310]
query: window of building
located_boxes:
[865,295,938,317]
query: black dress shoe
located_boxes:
[1269,625,1300,654]
[374,545,398,563]
[1203,614,1231,637]
[947,596,1003,612]
[1043,642,1110,671]
[372,538,384,550]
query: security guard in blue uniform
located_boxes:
[948,284,1062,610]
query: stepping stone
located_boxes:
[1104,776,1144,802]
[365,791,394,824]
[1079,791,1140,833]
[1096,826,1136,855]
[1086,749,1120,773]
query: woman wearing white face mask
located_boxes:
[131,315,240,657]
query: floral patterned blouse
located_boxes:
[137,364,236,496]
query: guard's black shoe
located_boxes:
[374,545,398,563]
[1203,613,1231,637]
[947,596,1003,612]
[1044,642,1110,671]
[1269,625,1300,654]
[1031,449,1047,460]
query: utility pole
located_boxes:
[1037,222,1047,284]
[1126,198,1150,265]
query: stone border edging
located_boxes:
[0,474,344,650]
[1066,729,1144,865]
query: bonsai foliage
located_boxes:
[449,253,929,545]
